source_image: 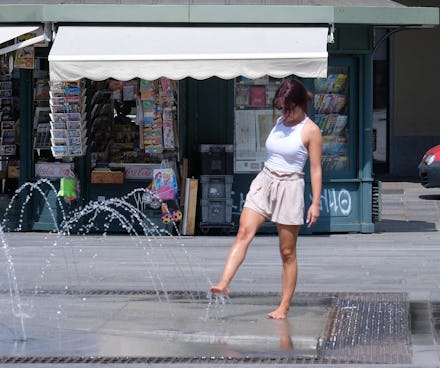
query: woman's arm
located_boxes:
[304,121,322,227]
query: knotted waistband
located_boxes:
[263,165,304,181]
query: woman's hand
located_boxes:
[306,203,320,227]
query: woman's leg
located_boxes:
[268,223,300,319]
[210,207,266,295]
[275,319,294,351]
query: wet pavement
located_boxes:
[0,292,328,360]
[0,180,439,367]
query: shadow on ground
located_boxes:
[419,194,440,201]
[375,219,438,233]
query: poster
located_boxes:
[14,46,35,69]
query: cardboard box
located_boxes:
[7,165,19,178]
[91,170,124,184]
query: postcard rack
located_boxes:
[48,80,87,158]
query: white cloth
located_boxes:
[264,115,308,173]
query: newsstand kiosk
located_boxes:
[231,55,375,234]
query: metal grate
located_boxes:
[431,302,440,344]
[372,180,382,222]
[319,292,411,364]
[0,356,320,364]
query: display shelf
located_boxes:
[314,72,349,171]
[33,77,51,152]
[34,107,51,150]
[89,78,179,167]
[48,80,87,158]
[0,76,17,157]
[234,77,282,173]
[234,76,280,110]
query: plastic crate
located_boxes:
[200,175,233,199]
[200,198,233,224]
[199,144,233,175]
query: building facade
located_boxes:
[0,1,438,234]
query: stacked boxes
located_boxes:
[200,144,233,176]
[199,145,233,227]
[200,175,233,223]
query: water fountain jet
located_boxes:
[0,180,328,360]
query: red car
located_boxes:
[418,145,440,188]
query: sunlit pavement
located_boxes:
[0,180,439,367]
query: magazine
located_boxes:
[250,86,266,108]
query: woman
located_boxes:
[210,78,322,319]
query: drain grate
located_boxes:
[431,302,440,343]
[319,292,411,364]
[382,188,405,195]
[0,356,319,364]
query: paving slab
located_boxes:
[0,292,328,360]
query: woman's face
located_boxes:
[282,103,304,126]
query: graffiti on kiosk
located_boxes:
[232,191,246,215]
[313,187,352,216]
[232,187,352,217]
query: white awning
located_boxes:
[48,26,328,81]
[0,26,40,46]
[0,25,49,57]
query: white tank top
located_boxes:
[264,115,308,173]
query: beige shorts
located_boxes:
[243,166,305,225]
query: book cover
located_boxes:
[163,121,175,150]
[14,46,35,69]
[1,129,15,144]
[332,115,348,135]
[235,85,250,106]
[34,80,50,101]
[250,86,266,107]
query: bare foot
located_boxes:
[267,307,289,319]
[209,283,230,296]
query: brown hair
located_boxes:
[272,78,313,117]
